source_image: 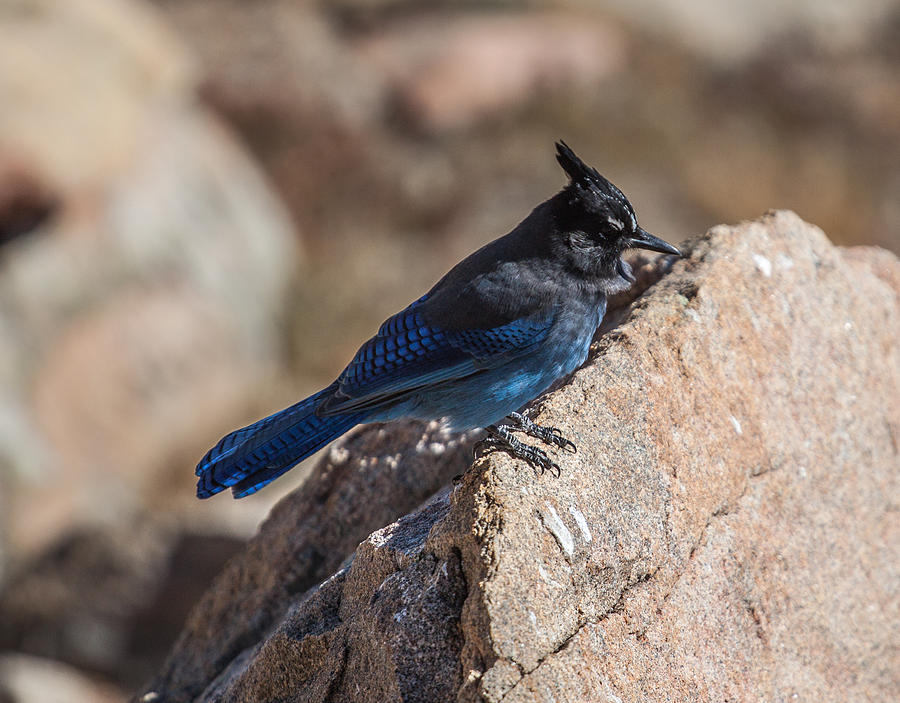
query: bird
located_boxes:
[196,141,681,499]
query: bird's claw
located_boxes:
[484,420,567,477]
[505,412,577,454]
[518,444,561,478]
[535,425,577,453]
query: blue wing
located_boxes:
[318,298,553,416]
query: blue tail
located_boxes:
[196,383,366,499]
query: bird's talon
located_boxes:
[504,412,575,455]
[485,424,566,476]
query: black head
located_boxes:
[553,141,680,282]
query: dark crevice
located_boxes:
[322,633,350,703]
[447,546,472,694]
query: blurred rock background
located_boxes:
[0,0,897,700]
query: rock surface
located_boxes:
[145,421,478,702]
[142,210,900,702]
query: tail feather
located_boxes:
[196,383,365,498]
[228,410,361,498]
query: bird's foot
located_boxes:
[505,411,577,454]
[483,423,564,477]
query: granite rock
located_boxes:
[141,211,900,702]
[145,422,478,702]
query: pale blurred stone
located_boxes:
[0,654,125,703]
[153,0,385,133]
[0,0,299,556]
[357,11,627,133]
[0,0,193,193]
[599,0,899,64]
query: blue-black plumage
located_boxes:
[196,141,680,498]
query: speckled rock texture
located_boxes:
[141,211,900,702]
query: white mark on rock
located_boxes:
[776,253,795,270]
[328,445,349,464]
[780,297,792,316]
[685,308,701,323]
[528,610,538,629]
[729,415,743,435]
[542,504,575,557]
[538,565,564,589]
[752,254,772,277]
[798,466,807,478]
[368,523,395,549]
[569,505,592,543]
[743,300,762,333]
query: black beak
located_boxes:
[628,227,681,256]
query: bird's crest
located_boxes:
[555,140,603,184]
[555,141,636,229]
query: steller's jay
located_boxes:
[196,142,680,498]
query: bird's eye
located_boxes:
[607,216,625,232]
